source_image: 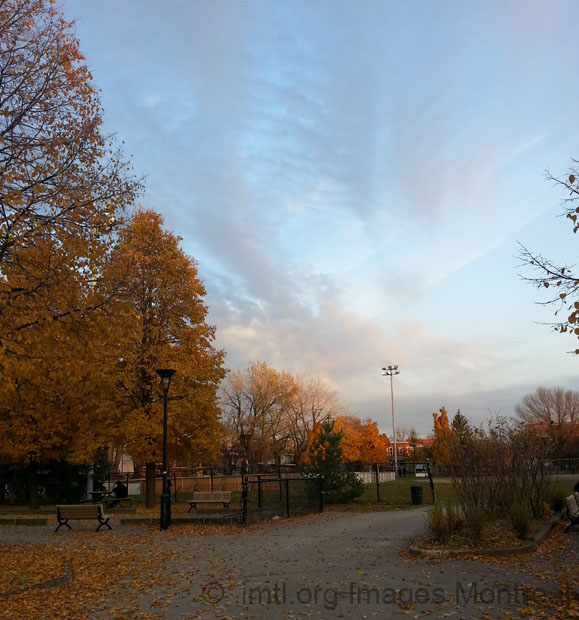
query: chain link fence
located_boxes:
[166,472,323,525]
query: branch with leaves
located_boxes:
[518,162,579,353]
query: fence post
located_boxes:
[285,478,290,518]
[375,463,380,503]
[210,467,214,492]
[241,476,248,527]
[317,475,323,512]
[279,474,283,501]
[426,458,436,503]
[173,471,177,502]
[257,475,262,508]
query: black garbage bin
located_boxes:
[410,485,423,505]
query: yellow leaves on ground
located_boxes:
[0,544,67,595]
[0,530,176,619]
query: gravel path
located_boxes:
[152,510,577,619]
[1,509,577,618]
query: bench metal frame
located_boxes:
[55,504,112,532]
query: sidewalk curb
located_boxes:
[120,514,242,526]
[0,518,47,526]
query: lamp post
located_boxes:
[381,365,399,477]
[156,368,176,531]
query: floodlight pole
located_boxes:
[382,365,400,477]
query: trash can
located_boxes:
[410,485,423,505]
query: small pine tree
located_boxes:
[451,410,470,438]
[308,420,364,503]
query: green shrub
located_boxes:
[326,471,365,504]
[509,499,532,539]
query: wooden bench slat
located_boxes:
[188,491,231,512]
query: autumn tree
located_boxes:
[333,416,361,463]
[220,361,297,471]
[0,0,139,331]
[514,387,579,456]
[518,161,579,352]
[0,299,128,506]
[103,209,224,506]
[285,375,342,464]
[0,0,140,504]
[334,416,389,464]
[431,407,453,466]
[359,420,389,464]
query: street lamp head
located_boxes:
[381,367,387,376]
[156,368,176,391]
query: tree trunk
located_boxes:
[113,447,123,473]
[145,461,156,507]
[27,461,39,509]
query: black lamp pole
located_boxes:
[156,368,176,531]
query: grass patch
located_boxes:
[326,478,457,511]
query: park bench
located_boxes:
[564,493,579,533]
[55,504,112,532]
[188,491,231,512]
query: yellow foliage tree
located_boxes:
[102,209,225,506]
[431,407,453,466]
[359,419,390,464]
[330,416,389,464]
[0,0,139,336]
[0,0,140,505]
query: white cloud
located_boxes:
[65,0,579,436]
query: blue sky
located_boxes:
[64,1,578,435]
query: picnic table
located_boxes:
[89,490,114,503]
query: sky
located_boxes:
[64,0,578,436]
